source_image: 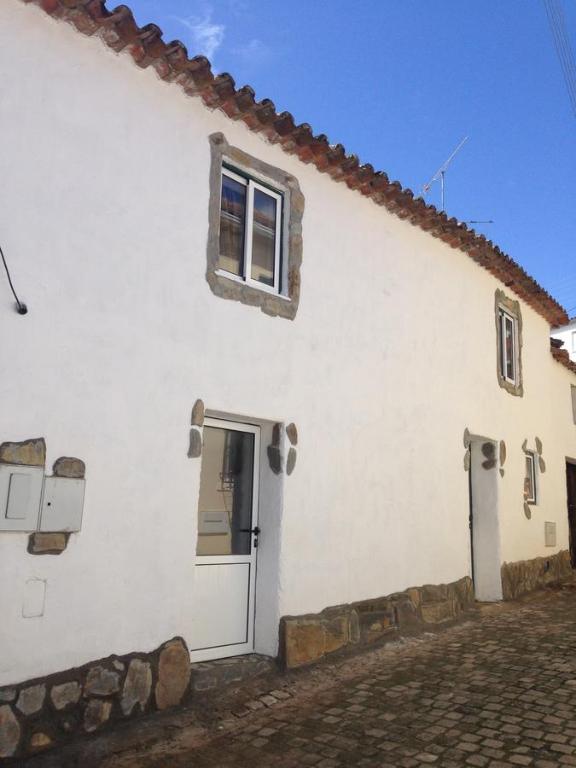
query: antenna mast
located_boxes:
[422,136,468,212]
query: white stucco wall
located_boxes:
[1,3,576,686]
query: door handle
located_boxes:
[239,526,261,536]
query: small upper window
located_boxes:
[524,452,537,504]
[499,307,518,384]
[218,167,282,293]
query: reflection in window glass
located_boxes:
[504,315,515,381]
[525,453,536,503]
[196,426,254,556]
[251,189,277,287]
[219,175,246,276]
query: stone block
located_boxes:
[349,609,360,644]
[420,584,448,603]
[121,659,152,716]
[358,610,395,644]
[286,448,297,476]
[155,638,191,710]
[0,438,45,467]
[84,666,120,697]
[0,689,16,704]
[286,423,298,445]
[394,597,421,631]
[0,705,20,758]
[52,457,85,479]
[16,684,45,715]
[29,731,53,752]
[191,399,205,427]
[406,588,421,608]
[187,428,202,458]
[421,600,456,624]
[51,681,81,711]
[84,699,112,732]
[323,615,350,654]
[267,445,282,474]
[28,532,68,556]
[283,619,325,668]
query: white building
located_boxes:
[552,317,576,362]
[1,0,576,758]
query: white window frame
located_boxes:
[499,307,518,385]
[217,166,283,295]
[525,452,537,504]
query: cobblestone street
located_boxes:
[28,585,576,768]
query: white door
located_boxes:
[190,418,260,662]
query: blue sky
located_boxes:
[127,0,576,317]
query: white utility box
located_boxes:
[0,464,44,531]
[39,476,85,532]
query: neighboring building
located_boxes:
[2,0,576,758]
[552,317,576,362]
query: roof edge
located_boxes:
[19,0,569,328]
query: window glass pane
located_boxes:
[219,175,246,276]
[525,456,535,502]
[251,188,278,287]
[196,426,254,556]
[504,315,515,381]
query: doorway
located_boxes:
[190,418,260,663]
[566,461,576,567]
[469,439,503,601]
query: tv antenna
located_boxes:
[422,136,468,213]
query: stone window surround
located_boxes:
[206,133,304,320]
[495,289,523,397]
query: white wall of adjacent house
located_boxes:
[551,321,576,363]
[1,3,576,686]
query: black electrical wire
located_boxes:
[0,242,27,314]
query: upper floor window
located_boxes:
[219,168,282,294]
[495,289,523,397]
[206,133,304,321]
[498,307,518,385]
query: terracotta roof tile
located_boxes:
[19,0,569,330]
[551,343,576,376]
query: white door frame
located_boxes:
[190,417,260,663]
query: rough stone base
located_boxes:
[280,576,475,669]
[0,637,190,760]
[191,654,276,693]
[501,549,572,600]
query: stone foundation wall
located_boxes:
[0,637,191,760]
[501,549,572,600]
[279,576,475,669]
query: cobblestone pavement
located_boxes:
[27,585,576,768]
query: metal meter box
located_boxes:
[0,464,44,531]
[39,476,85,532]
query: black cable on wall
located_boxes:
[1,243,27,314]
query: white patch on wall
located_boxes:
[22,579,47,619]
[544,521,557,547]
[0,465,43,532]
[39,477,85,533]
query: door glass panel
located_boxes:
[219,175,246,276]
[197,426,254,556]
[251,188,277,287]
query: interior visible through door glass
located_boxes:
[197,426,254,556]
